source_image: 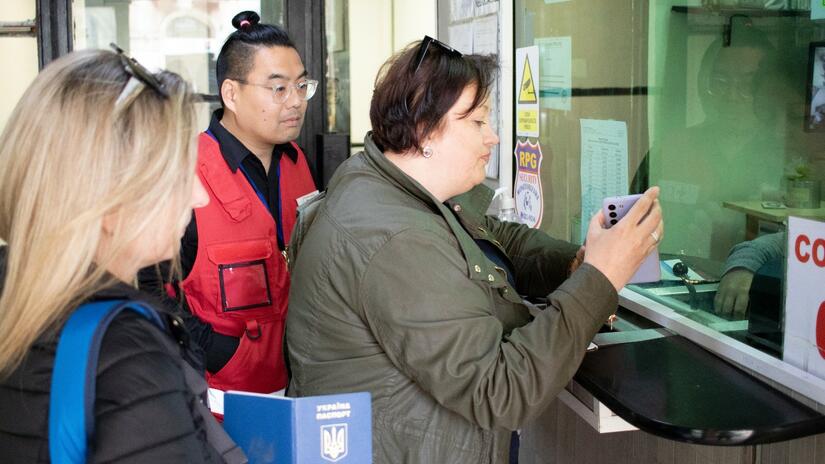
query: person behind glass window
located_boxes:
[285,37,664,464]
[715,232,784,318]
[652,29,788,261]
[0,49,245,462]
[139,10,318,413]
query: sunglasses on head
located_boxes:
[110,43,170,99]
[411,35,463,75]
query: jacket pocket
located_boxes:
[207,318,286,392]
[207,239,274,312]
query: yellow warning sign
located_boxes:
[518,56,537,104]
[517,109,538,135]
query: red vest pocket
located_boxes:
[207,318,287,393]
[200,162,252,222]
[207,239,277,313]
[207,238,273,263]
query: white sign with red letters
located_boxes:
[784,217,825,380]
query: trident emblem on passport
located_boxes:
[321,423,348,462]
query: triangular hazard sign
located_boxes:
[518,56,537,104]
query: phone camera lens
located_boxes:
[609,212,617,218]
[608,204,616,211]
[610,219,617,225]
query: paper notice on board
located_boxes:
[449,23,473,55]
[451,0,475,21]
[475,0,499,16]
[535,36,572,111]
[473,14,498,55]
[580,119,629,241]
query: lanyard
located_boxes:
[205,129,286,251]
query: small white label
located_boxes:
[296,190,321,207]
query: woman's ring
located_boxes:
[651,231,660,243]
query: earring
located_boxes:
[422,146,434,158]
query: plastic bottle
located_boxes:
[498,196,520,223]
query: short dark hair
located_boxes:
[216,11,296,106]
[369,39,498,153]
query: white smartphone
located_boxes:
[602,194,661,284]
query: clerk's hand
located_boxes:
[583,187,663,291]
[714,268,754,319]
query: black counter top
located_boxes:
[575,335,825,445]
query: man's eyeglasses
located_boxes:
[234,79,319,104]
[109,43,169,100]
[411,35,463,75]
[706,74,755,101]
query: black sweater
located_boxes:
[0,251,226,463]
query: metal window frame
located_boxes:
[0,20,37,37]
[285,0,327,182]
[37,0,72,69]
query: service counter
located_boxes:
[518,283,825,464]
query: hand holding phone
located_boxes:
[582,188,663,290]
[602,194,662,284]
[601,194,661,284]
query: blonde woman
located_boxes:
[0,49,244,462]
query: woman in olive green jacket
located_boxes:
[286,37,663,464]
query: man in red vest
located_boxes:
[142,11,317,416]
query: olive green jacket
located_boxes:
[286,134,618,464]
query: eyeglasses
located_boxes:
[707,74,755,100]
[235,79,319,104]
[411,35,463,75]
[109,43,169,101]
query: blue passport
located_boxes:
[223,391,372,464]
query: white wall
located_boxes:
[348,0,436,143]
[0,0,39,133]
[393,1,436,51]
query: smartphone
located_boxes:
[760,200,786,210]
[602,194,661,284]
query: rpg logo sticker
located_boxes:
[321,423,348,462]
[514,140,544,228]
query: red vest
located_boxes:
[181,133,316,394]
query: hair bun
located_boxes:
[232,11,261,31]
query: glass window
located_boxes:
[324,0,349,134]
[72,1,284,126]
[515,0,825,360]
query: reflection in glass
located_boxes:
[652,28,785,261]
[72,1,284,96]
[516,1,825,360]
[644,9,825,358]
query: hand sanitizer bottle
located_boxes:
[498,196,520,223]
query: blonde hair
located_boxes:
[0,50,199,378]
